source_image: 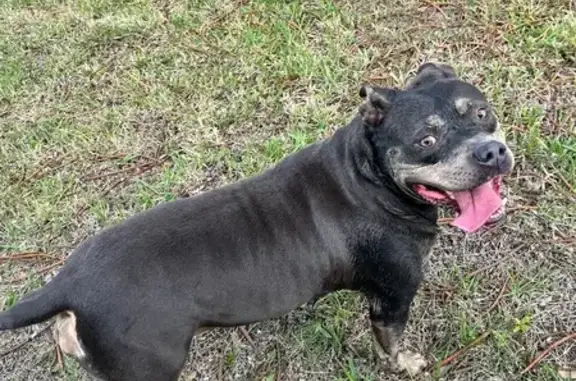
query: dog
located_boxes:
[0,63,513,381]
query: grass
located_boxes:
[0,0,575,380]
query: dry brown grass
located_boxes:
[1,0,575,380]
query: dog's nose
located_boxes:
[473,141,508,169]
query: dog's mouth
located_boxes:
[413,176,506,233]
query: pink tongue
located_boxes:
[450,181,502,233]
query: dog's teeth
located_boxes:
[488,207,506,223]
[502,197,508,205]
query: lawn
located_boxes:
[0,0,575,380]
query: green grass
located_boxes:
[1,0,575,380]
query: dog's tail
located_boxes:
[0,279,67,330]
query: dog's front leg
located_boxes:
[369,294,427,376]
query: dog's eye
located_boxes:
[477,108,487,120]
[419,136,437,148]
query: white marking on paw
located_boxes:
[397,350,427,376]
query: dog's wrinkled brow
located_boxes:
[426,115,445,129]
[454,98,470,115]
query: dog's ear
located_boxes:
[358,85,395,128]
[406,62,457,90]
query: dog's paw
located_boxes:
[396,351,427,376]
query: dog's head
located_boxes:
[359,63,514,233]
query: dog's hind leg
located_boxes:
[116,354,188,381]
[77,316,196,381]
[120,327,197,381]
[95,339,192,381]
[369,293,427,376]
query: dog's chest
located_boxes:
[348,221,437,286]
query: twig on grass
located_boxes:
[73,177,128,219]
[554,170,575,195]
[83,160,161,181]
[434,331,491,369]
[520,332,576,375]
[554,237,576,244]
[93,152,127,162]
[21,155,77,184]
[421,0,448,18]
[0,323,54,358]
[6,259,65,284]
[83,166,142,181]
[508,125,525,133]
[238,326,256,348]
[537,166,576,201]
[438,217,453,224]
[486,276,509,314]
[0,252,59,263]
[75,155,167,218]
[198,0,249,34]
[467,262,500,277]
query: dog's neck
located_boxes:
[326,117,439,229]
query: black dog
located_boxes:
[0,63,513,381]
